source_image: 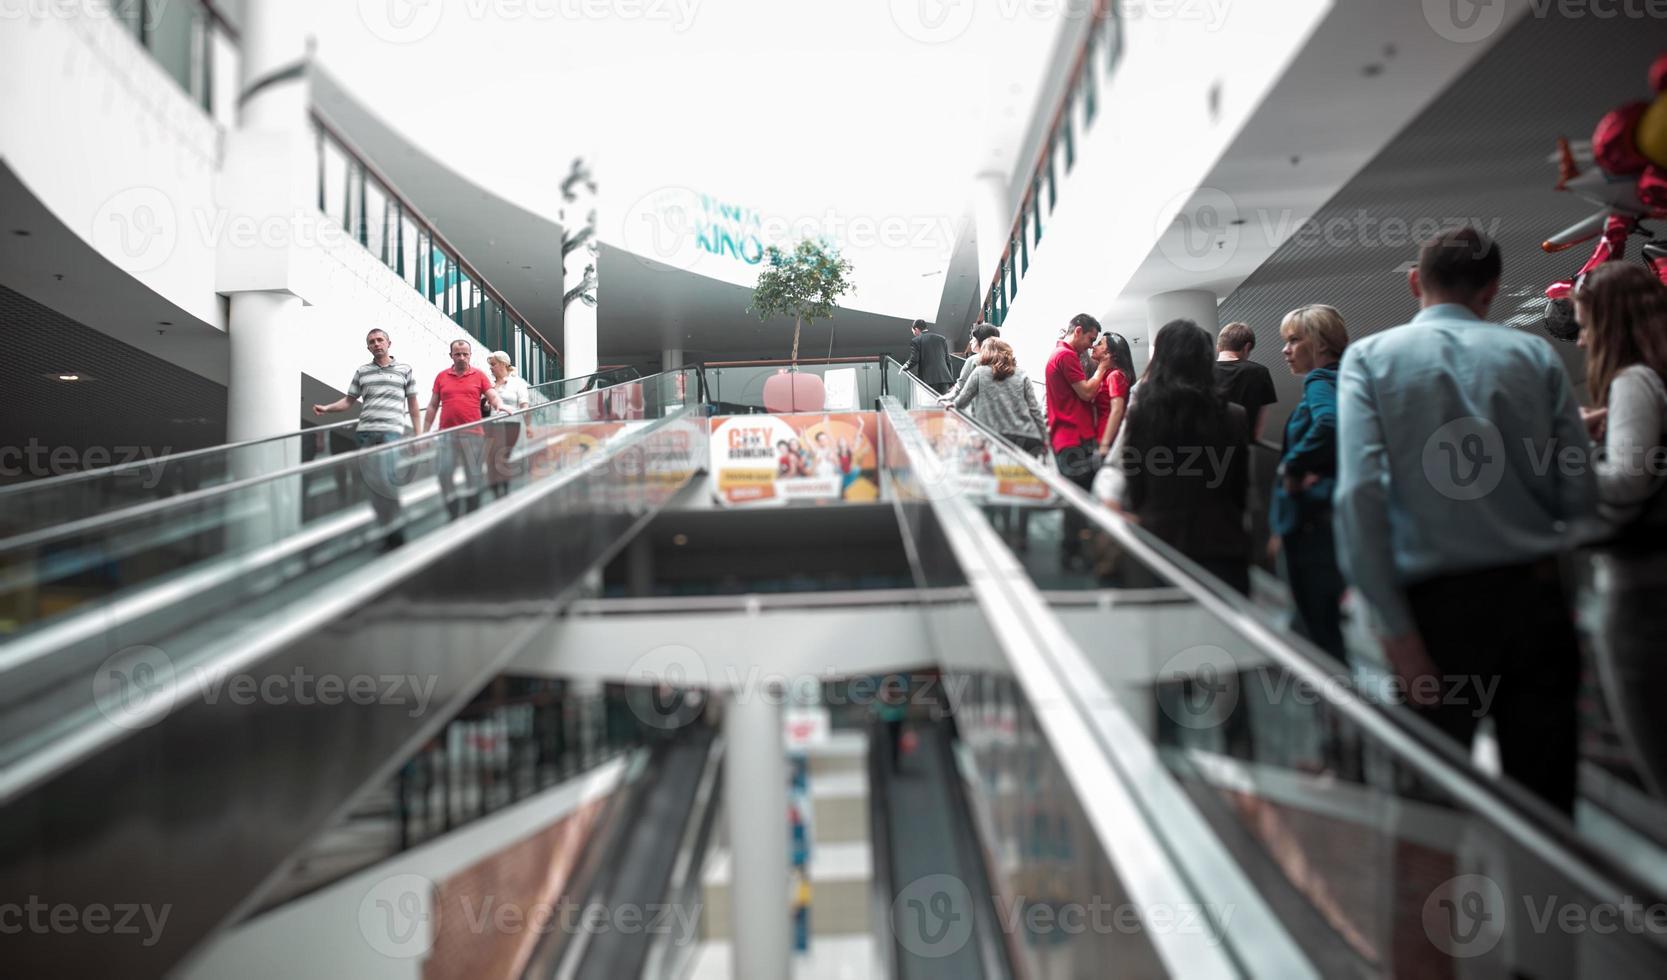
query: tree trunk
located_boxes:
[790,314,802,366]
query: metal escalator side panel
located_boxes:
[0,413,706,980]
[876,398,1314,980]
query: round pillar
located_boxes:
[724,685,790,979]
[972,171,1010,314]
[1146,289,1220,348]
[237,0,312,132]
[227,290,303,447]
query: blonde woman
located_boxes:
[1270,305,1349,657]
[485,351,531,498]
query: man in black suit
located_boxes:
[902,319,956,395]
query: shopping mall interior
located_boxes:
[4,1,1667,977]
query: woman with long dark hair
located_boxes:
[1116,319,1251,593]
[1092,332,1137,458]
[1575,261,1667,798]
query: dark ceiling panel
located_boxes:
[0,283,227,483]
[1218,12,1661,431]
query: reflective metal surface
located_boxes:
[0,386,704,977]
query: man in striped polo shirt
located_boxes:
[313,328,421,546]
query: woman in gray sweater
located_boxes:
[952,339,1050,457]
[1575,262,1667,799]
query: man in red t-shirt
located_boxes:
[1045,314,1111,486]
[424,339,503,518]
[1045,314,1111,568]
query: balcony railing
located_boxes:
[110,0,239,121]
[313,112,562,386]
[982,0,1124,327]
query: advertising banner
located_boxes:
[914,415,1053,506]
[710,413,880,507]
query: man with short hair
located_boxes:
[424,339,503,519]
[314,328,421,547]
[1046,314,1111,565]
[902,319,956,396]
[1334,226,1597,812]
[943,322,1000,402]
[1215,321,1278,440]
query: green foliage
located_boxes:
[748,238,855,363]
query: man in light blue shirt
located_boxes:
[1334,227,1596,813]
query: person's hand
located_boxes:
[312,404,327,416]
[1266,534,1282,563]
[1580,406,1608,441]
[1381,632,1442,706]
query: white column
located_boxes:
[237,0,312,132]
[972,171,1010,316]
[227,291,304,446]
[661,347,683,373]
[724,686,789,979]
[564,303,599,379]
[1146,289,1220,365]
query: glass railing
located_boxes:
[312,112,562,386]
[0,373,625,545]
[701,357,887,414]
[108,0,238,119]
[982,3,1125,326]
[0,368,702,753]
[890,396,1667,976]
[258,680,648,911]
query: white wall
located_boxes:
[178,759,627,980]
[0,6,485,406]
[998,0,1337,379]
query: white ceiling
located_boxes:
[299,0,1068,319]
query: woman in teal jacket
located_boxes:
[1270,306,1349,658]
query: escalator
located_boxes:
[0,367,638,540]
[874,376,1667,977]
[0,368,702,978]
[6,357,1664,978]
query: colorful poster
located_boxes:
[914,415,1054,506]
[710,413,880,507]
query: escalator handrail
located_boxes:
[0,370,610,505]
[0,418,358,502]
[0,367,693,554]
[879,399,1299,978]
[0,405,705,806]
[897,381,1667,918]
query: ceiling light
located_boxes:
[57,374,81,382]
[672,533,689,546]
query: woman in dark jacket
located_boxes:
[1269,305,1349,657]
[1117,319,1251,594]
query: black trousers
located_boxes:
[1404,557,1580,814]
[1054,441,1097,560]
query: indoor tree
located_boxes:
[748,238,855,365]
